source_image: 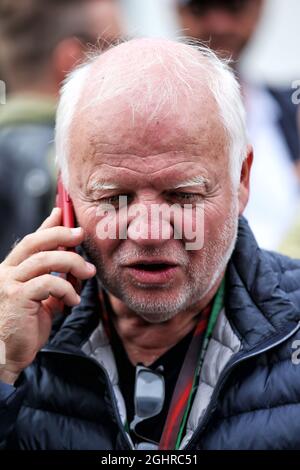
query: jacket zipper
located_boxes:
[184,321,300,450]
[40,348,134,450]
[41,321,300,451]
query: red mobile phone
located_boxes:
[56,176,82,295]
[56,177,75,229]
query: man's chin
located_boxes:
[116,287,191,323]
[126,306,181,324]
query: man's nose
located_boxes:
[127,207,174,246]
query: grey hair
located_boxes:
[55,38,248,189]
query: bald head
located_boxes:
[77,38,217,119]
[54,38,253,323]
[55,38,248,188]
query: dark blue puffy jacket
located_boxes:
[1,217,300,450]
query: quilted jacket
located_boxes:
[1,217,300,450]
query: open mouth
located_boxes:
[124,262,179,284]
[130,263,174,271]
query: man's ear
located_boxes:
[238,145,253,215]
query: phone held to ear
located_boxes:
[56,177,75,229]
[56,176,82,296]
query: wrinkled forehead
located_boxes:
[70,81,228,160]
[66,47,231,191]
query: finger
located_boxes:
[4,226,85,267]
[37,208,62,231]
[23,274,81,307]
[14,251,96,282]
[3,208,62,265]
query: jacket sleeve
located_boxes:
[0,377,27,449]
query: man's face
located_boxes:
[179,0,264,60]
[68,89,240,323]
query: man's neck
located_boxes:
[108,276,223,367]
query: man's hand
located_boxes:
[0,208,96,385]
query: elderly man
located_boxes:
[0,38,300,451]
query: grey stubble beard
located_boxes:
[83,200,239,323]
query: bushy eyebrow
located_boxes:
[89,181,121,191]
[172,176,209,189]
[89,175,209,192]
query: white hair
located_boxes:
[55,38,248,189]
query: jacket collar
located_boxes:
[226,217,300,350]
[48,276,100,352]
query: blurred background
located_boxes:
[239,0,300,86]
[0,0,299,260]
[120,0,300,86]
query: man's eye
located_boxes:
[169,192,203,203]
[99,195,130,207]
[102,195,119,204]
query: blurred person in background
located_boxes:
[0,0,122,261]
[280,106,300,258]
[177,0,300,251]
